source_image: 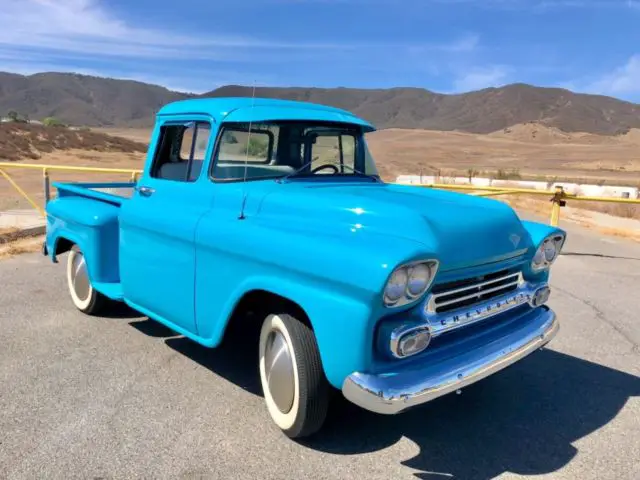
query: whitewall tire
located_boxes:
[259,313,329,438]
[66,244,108,315]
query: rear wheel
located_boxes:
[258,312,330,439]
[66,244,108,315]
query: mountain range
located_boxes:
[1,72,639,135]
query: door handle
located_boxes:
[137,186,155,197]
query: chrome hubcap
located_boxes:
[264,329,295,413]
[71,252,90,301]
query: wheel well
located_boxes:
[224,289,312,340]
[54,237,74,256]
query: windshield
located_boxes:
[211,121,380,182]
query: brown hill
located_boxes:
[2,72,640,135]
[205,84,640,135]
[0,72,186,128]
[0,123,148,161]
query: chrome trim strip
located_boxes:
[343,307,559,415]
[433,271,520,300]
[429,287,535,337]
[434,279,520,309]
[427,271,524,313]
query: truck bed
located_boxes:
[52,181,136,205]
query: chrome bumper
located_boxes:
[342,306,559,414]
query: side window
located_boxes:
[151,121,211,182]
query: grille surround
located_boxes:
[426,269,523,315]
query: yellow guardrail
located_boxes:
[395,183,640,227]
[0,162,141,218]
[1,162,638,228]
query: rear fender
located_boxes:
[46,197,121,284]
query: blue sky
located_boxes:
[1,0,640,101]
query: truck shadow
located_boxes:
[561,251,640,261]
[142,321,639,480]
[305,350,640,480]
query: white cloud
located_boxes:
[0,0,479,62]
[440,34,480,53]
[582,55,640,97]
[0,0,367,60]
[453,65,509,92]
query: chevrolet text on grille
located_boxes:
[423,271,551,337]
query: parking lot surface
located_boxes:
[1,218,639,480]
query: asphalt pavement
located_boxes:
[1,217,639,480]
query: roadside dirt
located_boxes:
[0,235,43,260]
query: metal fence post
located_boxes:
[43,168,50,204]
[550,186,565,226]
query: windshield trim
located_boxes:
[207,119,380,184]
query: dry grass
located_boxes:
[367,125,640,185]
[571,202,639,220]
[92,127,151,144]
[494,194,640,243]
[0,123,147,161]
[569,222,640,242]
[0,235,43,259]
[0,226,20,237]
[499,195,553,219]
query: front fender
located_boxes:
[198,274,376,389]
[521,220,566,246]
[520,220,567,282]
[193,213,429,388]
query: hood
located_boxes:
[253,181,533,271]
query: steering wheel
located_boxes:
[310,163,340,174]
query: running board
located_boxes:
[93,281,124,300]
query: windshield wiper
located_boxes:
[276,161,381,184]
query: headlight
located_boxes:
[531,234,565,272]
[385,268,408,304]
[384,260,438,307]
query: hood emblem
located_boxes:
[509,233,521,248]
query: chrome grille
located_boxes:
[429,269,522,314]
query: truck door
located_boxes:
[119,117,215,334]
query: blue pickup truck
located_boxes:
[43,97,565,438]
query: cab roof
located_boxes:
[156,97,376,132]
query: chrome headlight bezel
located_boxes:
[383,259,439,307]
[389,324,432,359]
[531,233,565,272]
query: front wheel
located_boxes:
[66,245,108,315]
[258,313,330,439]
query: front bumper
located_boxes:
[342,305,558,414]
